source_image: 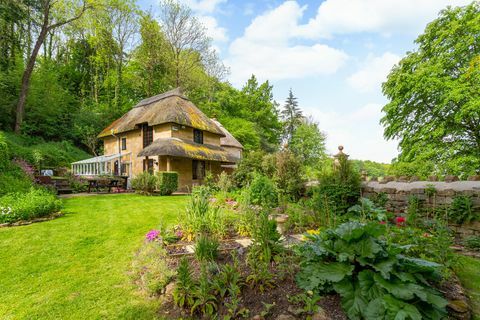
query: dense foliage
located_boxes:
[0,0,282,154]
[0,188,62,223]
[382,2,480,177]
[156,171,178,195]
[296,222,448,320]
[246,174,279,209]
[131,171,156,194]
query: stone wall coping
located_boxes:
[364,181,480,192]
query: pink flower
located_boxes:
[379,221,386,225]
[175,230,183,238]
[145,230,160,241]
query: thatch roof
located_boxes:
[98,88,224,138]
[210,119,243,149]
[138,137,239,163]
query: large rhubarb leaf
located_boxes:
[334,279,368,320]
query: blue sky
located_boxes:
[138,0,473,163]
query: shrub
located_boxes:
[0,187,62,223]
[247,174,278,209]
[296,222,448,320]
[463,236,480,251]
[284,202,317,233]
[156,171,178,195]
[216,171,232,193]
[448,195,477,224]
[131,242,175,295]
[131,171,156,194]
[274,150,305,201]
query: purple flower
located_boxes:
[175,230,184,238]
[145,229,160,241]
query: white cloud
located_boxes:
[226,1,348,85]
[181,0,226,14]
[197,15,228,42]
[296,0,472,38]
[304,103,398,162]
[347,52,401,93]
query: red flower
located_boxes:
[379,221,386,225]
[395,216,406,226]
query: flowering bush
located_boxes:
[395,216,406,226]
[145,230,160,242]
[0,188,61,223]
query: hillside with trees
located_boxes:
[0,0,281,155]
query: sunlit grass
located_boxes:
[0,194,188,319]
[455,255,480,320]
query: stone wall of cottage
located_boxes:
[362,178,480,238]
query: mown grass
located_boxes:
[0,194,188,320]
[455,255,480,319]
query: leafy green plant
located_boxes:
[247,174,278,209]
[245,211,281,292]
[191,267,218,316]
[371,192,388,208]
[448,195,477,224]
[156,171,178,195]
[463,236,480,251]
[0,187,62,223]
[131,242,175,295]
[406,196,422,227]
[248,211,282,263]
[131,171,156,194]
[284,202,317,233]
[183,186,227,240]
[173,258,196,308]
[194,234,219,262]
[288,292,322,318]
[347,197,388,222]
[296,222,448,320]
[217,171,232,193]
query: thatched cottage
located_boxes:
[72,88,243,191]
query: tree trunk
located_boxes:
[14,13,49,133]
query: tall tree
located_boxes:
[281,88,303,144]
[159,0,224,89]
[14,0,89,133]
[289,117,326,167]
[382,2,480,176]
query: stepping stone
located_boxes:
[234,238,252,247]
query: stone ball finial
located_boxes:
[338,145,344,151]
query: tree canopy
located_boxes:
[382,2,480,177]
[0,0,282,154]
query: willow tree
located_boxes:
[382,2,480,176]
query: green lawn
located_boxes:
[0,194,188,320]
[455,255,480,320]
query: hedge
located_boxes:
[157,171,178,195]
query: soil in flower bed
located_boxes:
[157,250,347,320]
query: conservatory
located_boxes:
[71,152,132,177]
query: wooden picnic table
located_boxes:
[86,176,127,193]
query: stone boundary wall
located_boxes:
[362,180,480,237]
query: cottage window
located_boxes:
[143,158,154,173]
[121,163,129,176]
[192,160,205,180]
[193,129,203,144]
[121,137,127,150]
[142,124,153,148]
